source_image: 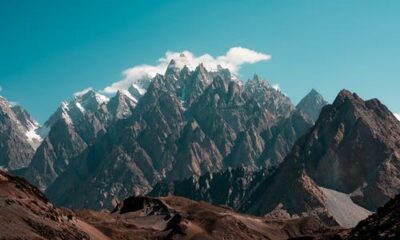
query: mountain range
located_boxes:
[1,60,400,239]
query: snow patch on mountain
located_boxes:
[25,126,42,149]
[94,93,109,104]
[120,90,137,103]
[60,102,73,125]
[74,88,93,97]
[272,84,281,92]
[75,102,85,113]
[394,113,400,121]
[131,84,146,95]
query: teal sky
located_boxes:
[1,0,400,123]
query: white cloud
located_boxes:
[74,87,93,97]
[103,47,271,93]
[9,101,18,107]
[394,113,400,121]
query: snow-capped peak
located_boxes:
[74,88,109,105]
[120,90,138,103]
[94,92,109,104]
[128,83,146,99]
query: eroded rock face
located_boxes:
[241,90,400,227]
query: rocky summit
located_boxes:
[241,90,400,228]
[296,89,328,122]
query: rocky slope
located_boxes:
[0,170,91,239]
[46,62,318,210]
[88,195,342,240]
[347,194,400,239]
[241,90,400,228]
[150,167,269,210]
[0,97,38,170]
[6,168,400,240]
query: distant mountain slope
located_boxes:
[149,167,269,210]
[296,89,328,122]
[241,90,400,227]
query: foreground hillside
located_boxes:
[1,170,346,239]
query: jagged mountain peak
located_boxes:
[165,59,180,78]
[192,63,211,83]
[73,89,109,108]
[10,105,42,150]
[214,65,232,81]
[247,74,269,86]
[180,65,191,77]
[310,90,400,195]
[128,83,146,99]
[332,89,360,105]
[244,76,294,120]
[296,88,328,122]
[10,105,38,129]
[243,90,400,227]
[107,90,137,120]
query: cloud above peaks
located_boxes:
[74,87,94,97]
[103,47,271,93]
[394,113,400,121]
